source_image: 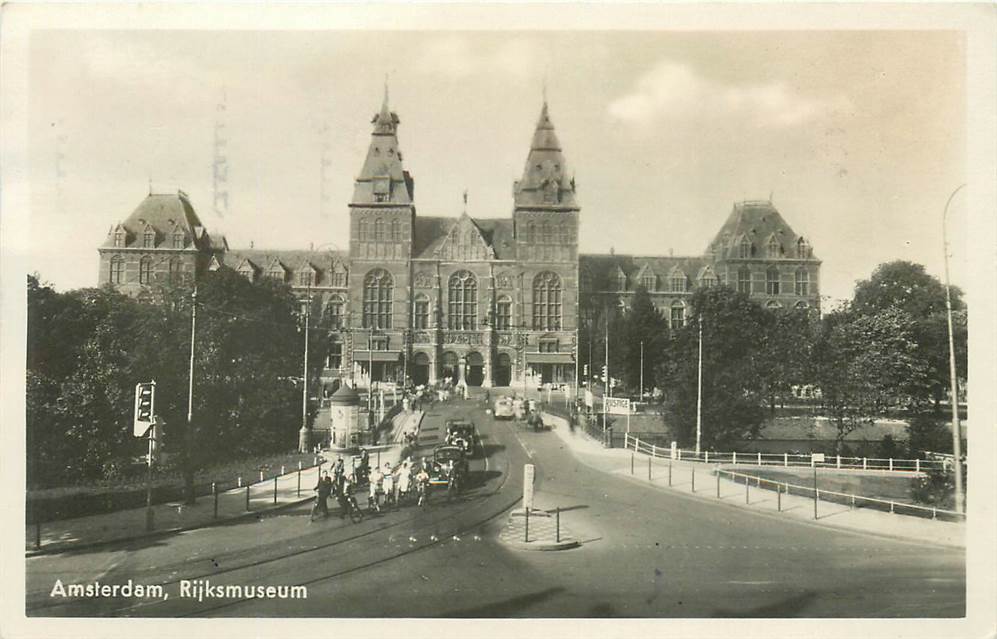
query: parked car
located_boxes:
[445,420,478,456]
[493,397,515,420]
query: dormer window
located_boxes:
[239,267,254,281]
[670,272,687,293]
[641,274,656,291]
[269,269,284,281]
[739,238,752,259]
[298,271,314,287]
[172,232,184,249]
[114,231,125,247]
[797,237,812,258]
[767,236,781,258]
[372,177,390,202]
[143,230,155,248]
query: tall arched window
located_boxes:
[143,230,155,248]
[362,269,393,329]
[139,256,153,284]
[391,219,400,241]
[495,295,512,330]
[739,238,752,259]
[448,271,477,330]
[374,218,385,242]
[797,237,811,258]
[413,294,430,329]
[109,256,124,284]
[767,236,781,258]
[795,269,810,296]
[172,231,184,249]
[738,267,752,294]
[532,272,562,330]
[358,219,369,241]
[326,295,345,329]
[766,267,781,295]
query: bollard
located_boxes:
[836,455,841,469]
[932,507,937,520]
[648,456,652,481]
[281,465,286,476]
[298,460,303,471]
[757,452,761,466]
[732,451,737,465]
[556,507,561,543]
[259,470,264,482]
[889,458,894,471]
[784,452,788,467]
[691,466,696,493]
[635,436,640,452]
[668,462,672,487]
[246,484,251,511]
[745,475,750,504]
[863,457,867,470]
[238,476,242,488]
[716,469,720,498]
[916,458,920,473]
[273,475,278,504]
[677,449,682,462]
[757,475,761,488]
[631,453,634,475]
[705,450,709,464]
[297,469,301,497]
[212,482,218,519]
[524,508,530,543]
[890,501,894,514]
[777,484,782,511]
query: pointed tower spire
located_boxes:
[514,100,576,208]
[353,90,412,204]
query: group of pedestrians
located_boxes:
[311,455,436,522]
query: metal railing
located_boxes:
[624,433,950,474]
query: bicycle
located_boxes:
[417,479,430,507]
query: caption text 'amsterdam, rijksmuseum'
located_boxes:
[97,93,821,390]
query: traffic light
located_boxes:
[602,365,608,381]
[583,364,589,378]
[133,381,155,437]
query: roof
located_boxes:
[101,191,221,252]
[329,384,360,405]
[707,200,816,261]
[223,248,349,286]
[351,92,414,205]
[579,253,712,291]
[513,102,578,210]
[413,215,516,260]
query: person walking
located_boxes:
[381,462,395,509]
[397,459,411,505]
[311,471,333,521]
[368,464,383,513]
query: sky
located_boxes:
[26,28,967,305]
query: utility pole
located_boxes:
[298,291,311,452]
[640,340,644,401]
[696,314,703,455]
[942,183,966,514]
[603,302,610,428]
[185,286,198,505]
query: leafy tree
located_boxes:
[617,286,669,394]
[659,287,772,449]
[756,307,819,412]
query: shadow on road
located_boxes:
[442,586,567,617]
[712,590,817,617]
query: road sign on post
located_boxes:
[133,381,156,437]
[523,464,535,511]
[605,397,631,415]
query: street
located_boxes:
[25,397,965,618]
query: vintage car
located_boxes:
[493,397,515,420]
[427,445,469,489]
[445,420,478,455]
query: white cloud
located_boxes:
[608,60,850,129]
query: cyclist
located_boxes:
[415,464,431,507]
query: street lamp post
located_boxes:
[298,290,312,453]
[184,286,198,505]
[942,183,966,514]
[695,314,703,456]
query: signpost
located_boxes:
[523,464,535,512]
[605,397,632,433]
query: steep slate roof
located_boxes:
[223,248,349,286]
[707,200,816,260]
[513,102,578,209]
[413,215,516,260]
[351,88,414,205]
[101,191,225,251]
[580,254,711,291]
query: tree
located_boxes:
[659,287,772,449]
[756,307,819,412]
[617,286,669,394]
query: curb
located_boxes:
[502,538,581,551]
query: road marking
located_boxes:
[727,580,776,585]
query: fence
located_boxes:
[624,433,949,474]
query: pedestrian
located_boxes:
[312,471,333,520]
[334,455,345,480]
[397,459,411,504]
[368,464,383,512]
[382,462,395,509]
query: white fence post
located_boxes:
[635,437,641,453]
[705,450,709,463]
[836,455,841,469]
[915,458,920,473]
[863,457,867,470]
[732,451,737,465]
[652,444,656,457]
[757,452,762,466]
[889,458,894,471]
[678,449,682,461]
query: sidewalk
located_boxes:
[25,410,423,557]
[544,413,966,549]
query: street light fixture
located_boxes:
[942,183,966,514]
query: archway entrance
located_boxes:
[440,351,459,384]
[412,352,430,386]
[494,352,512,386]
[466,351,484,387]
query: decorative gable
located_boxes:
[634,264,657,291]
[297,262,317,287]
[266,257,288,281]
[207,255,222,271]
[668,266,688,292]
[235,258,257,281]
[139,221,158,248]
[434,214,494,261]
[612,265,627,291]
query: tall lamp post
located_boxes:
[942,183,966,514]
[695,314,703,456]
[298,288,312,453]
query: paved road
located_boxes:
[26,398,964,618]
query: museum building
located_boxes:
[98,94,821,390]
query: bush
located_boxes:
[910,464,956,510]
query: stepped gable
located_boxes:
[413,215,516,260]
[351,86,413,206]
[708,200,815,260]
[101,191,225,251]
[223,248,348,285]
[514,102,578,209]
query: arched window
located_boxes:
[448,271,477,330]
[172,231,184,249]
[358,219,368,241]
[795,269,810,296]
[797,237,811,258]
[114,230,125,247]
[670,301,685,329]
[495,295,512,330]
[298,270,314,287]
[738,267,752,294]
[542,221,552,244]
[139,256,153,284]
[641,273,656,291]
[532,272,562,331]
[109,256,124,284]
[739,238,752,259]
[169,258,183,283]
[766,300,783,309]
[143,230,155,248]
[767,236,781,258]
[670,271,687,293]
[374,218,385,242]
[766,267,781,295]
[326,295,345,329]
[362,269,393,329]
[794,300,809,310]
[391,219,400,241]
[413,294,430,329]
